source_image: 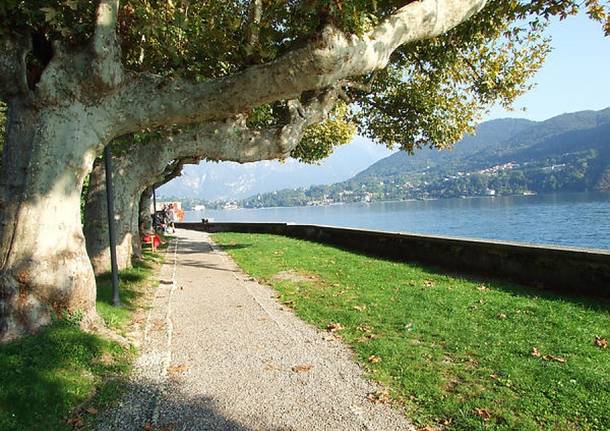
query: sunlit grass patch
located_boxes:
[214,232,610,431]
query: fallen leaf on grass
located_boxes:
[353,304,367,312]
[474,407,492,420]
[595,336,608,348]
[85,407,98,415]
[357,324,372,333]
[417,427,440,431]
[478,284,489,291]
[292,364,313,373]
[367,390,391,404]
[543,354,566,363]
[440,418,453,426]
[531,347,541,357]
[404,323,414,331]
[497,313,507,320]
[368,355,381,364]
[327,322,344,332]
[423,280,435,288]
[168,363,188,375]
[66,416,84,427]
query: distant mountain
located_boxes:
[157,136,394,200]
[239,108,610,208]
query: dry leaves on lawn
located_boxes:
[423,280,435,288]
[474,407,492,420]
[543,354,566,363]
[353,304,367,312]
[531,347,541,357]
[594,336,608,348]
[292,364,313,373]
[357,324,372,333]
[85,407,98,415]
[368,355,382,364]
[327,322,344,332]
[367,390,391,404]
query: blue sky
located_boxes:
[487,13,610,121]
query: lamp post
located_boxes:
[104,145,121,307]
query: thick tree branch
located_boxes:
[115,0,487,133]
[246,0,263,48]
[0,35,32,100]
[91,0,123,90]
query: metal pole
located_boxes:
[152,187,157,229]
[104,145,121,307]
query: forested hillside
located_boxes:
[240,108,610,208]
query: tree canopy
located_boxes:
[2,1,608,158]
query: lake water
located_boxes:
[184,192,610,250]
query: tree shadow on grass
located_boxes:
[0,321,128,431]
[95,260,152,310]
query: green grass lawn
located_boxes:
[214,233,610,431]
[0,250,162,431]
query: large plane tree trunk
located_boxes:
[0,102,107,341]
[84,157,136,275]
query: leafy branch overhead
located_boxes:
[1,1,608,158]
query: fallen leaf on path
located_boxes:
[292,364,313,373]
[264,361,281,371]
[327,322,344,332]
[368,355,382,364]
[543,354,566,363]
[531,347,541,357]
[594,336,608,348]
[85,407,98,415]
[168,363,188,375]
[474,407,492,420]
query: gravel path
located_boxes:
[101,228,414,431]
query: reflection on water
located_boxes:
[184,192,610,250]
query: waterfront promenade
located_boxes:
[100,228,414,430]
